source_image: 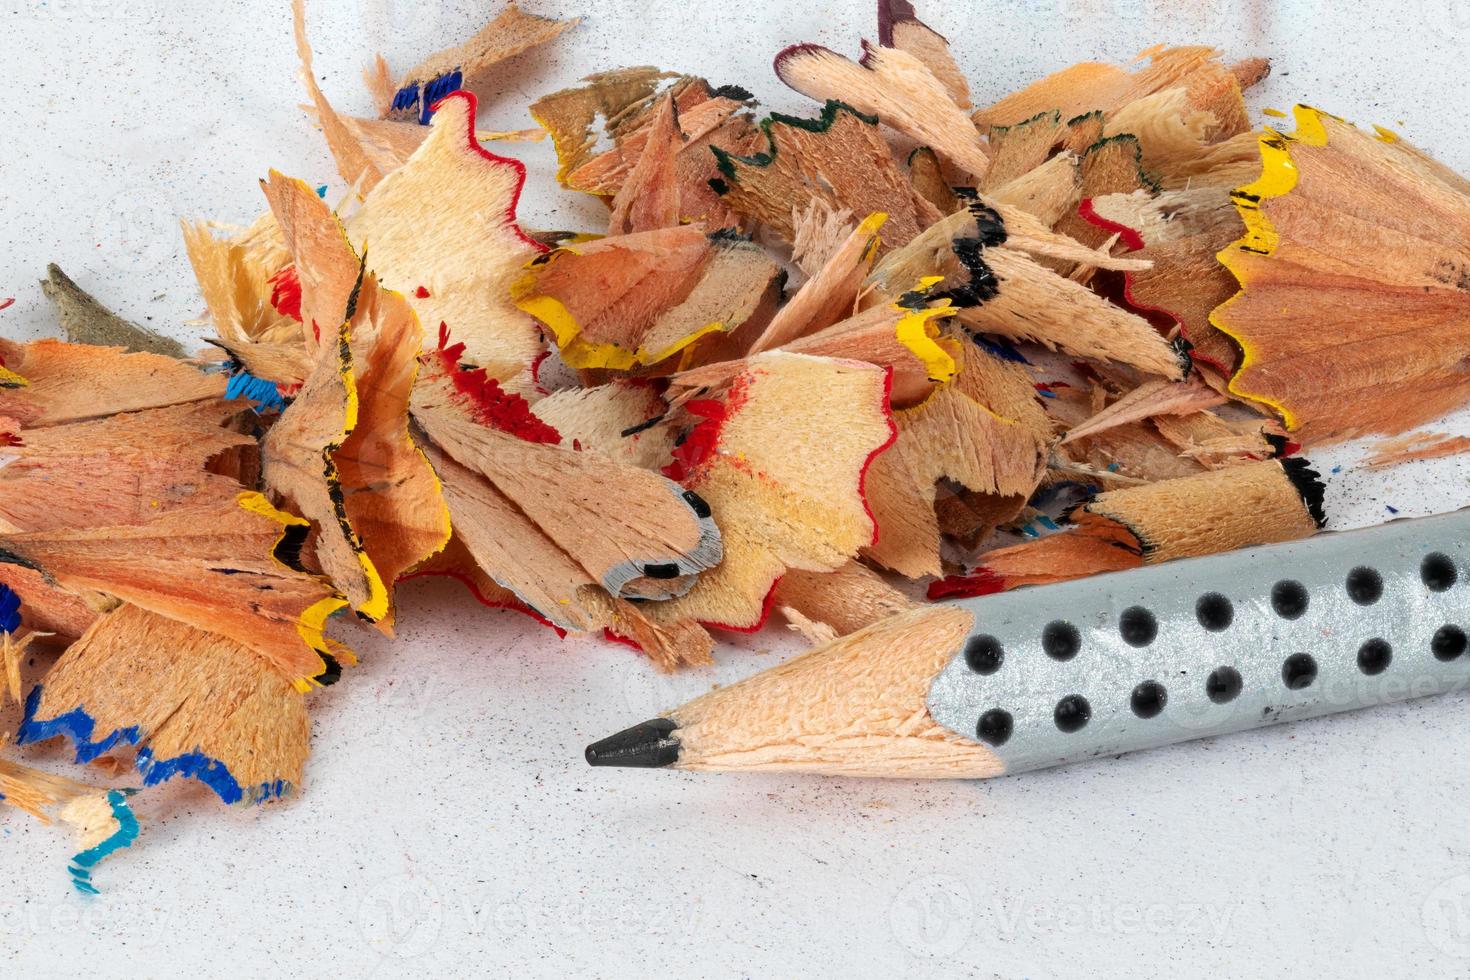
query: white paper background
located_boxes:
[2,1,1470,976]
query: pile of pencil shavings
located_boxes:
[4,0,1470,888]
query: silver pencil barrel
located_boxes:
[927,510,1470,775]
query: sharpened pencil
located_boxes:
[588,510,1470,779]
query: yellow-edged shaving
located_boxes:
[292,595,354,692]
[1211,105,1332,430]
[893,303,958,386]
[516,289,723,371]
[514,230,779,371]
[237,489,306,528]
[856,211,887,260]
[236,490,354,688]
[325,320,392,624]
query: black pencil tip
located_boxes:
[585,718,681,769]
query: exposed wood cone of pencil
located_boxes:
[588,605,1007,777]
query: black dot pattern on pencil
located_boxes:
[1282,653,1318,690]
[924,532,1470,761]
[1432,625,1468,662]
[1207,666,1242,704]
[1195,593,1233,632]
[1271,580,1309,620]
[1422,553,1458,592]
[964,635,1004,675]
[1054,695,1091,733]
[976,709,1013,747]
[1130,681,1167,719]
[1119,606,1157,647]
[1042,621,1081,661]
[1346,566,1383,606]
[1357,638,1392,676]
